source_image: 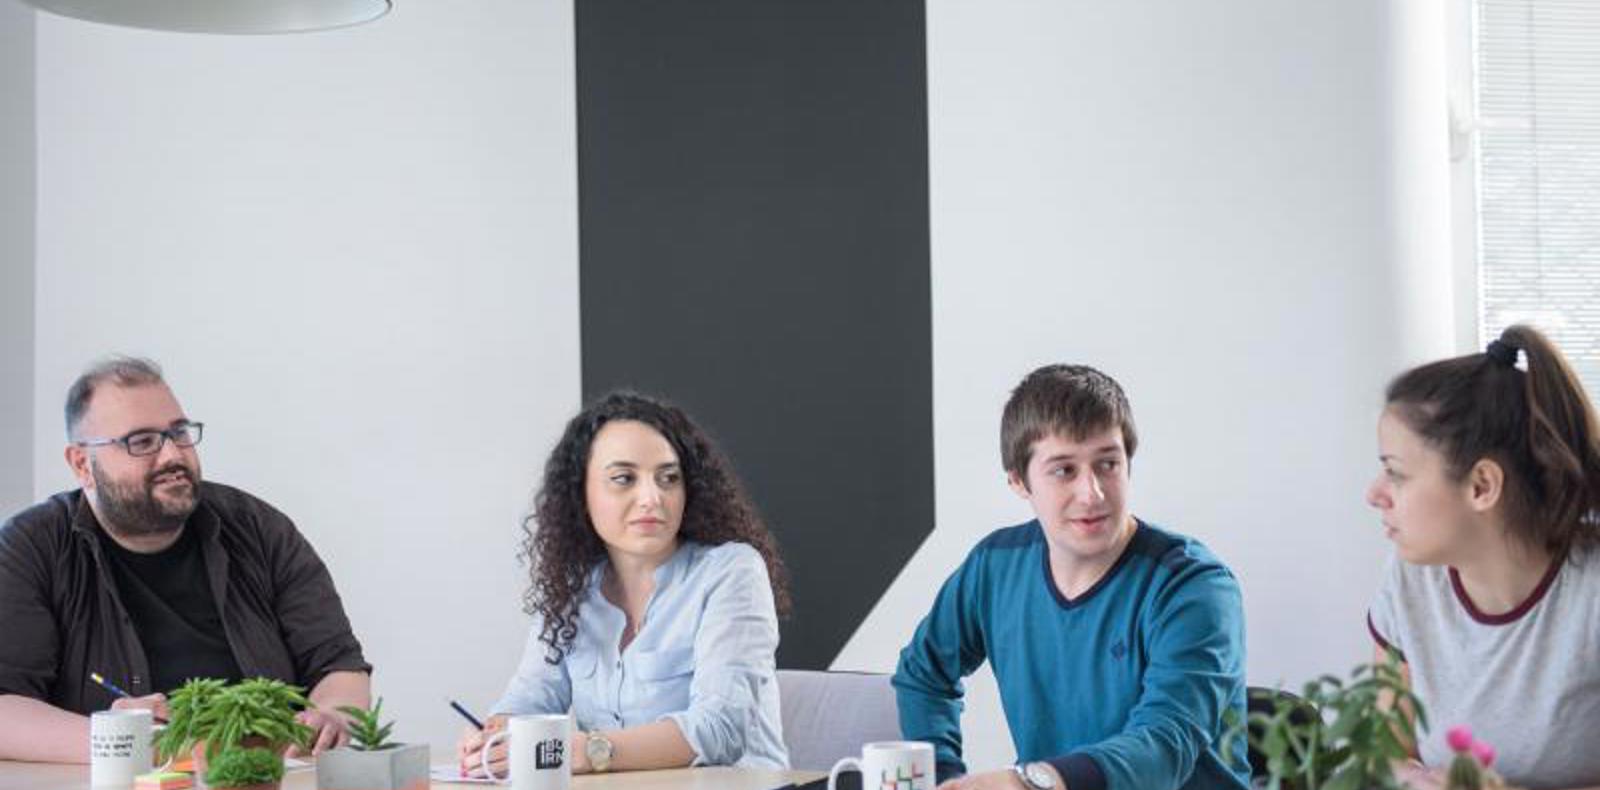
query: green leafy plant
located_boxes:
[203,746,285,788]
[154,678,227,764]
[1226,651,1426,790]
[156,677,315,763]
[337,697,398,751]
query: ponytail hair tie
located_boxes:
[1486,338,1520,367]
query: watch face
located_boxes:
[1024,763,1055,789]
[586,733,612,771]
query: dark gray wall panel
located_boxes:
[577,0,932,669]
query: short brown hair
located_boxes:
[1001,364,1137,479]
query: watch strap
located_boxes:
[1013,762,1055,790]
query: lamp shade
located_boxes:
[20,0,391,33]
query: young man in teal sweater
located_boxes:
[893,364,1248,790]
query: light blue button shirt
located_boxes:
[492,540,788,769]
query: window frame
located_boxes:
[1448,0,1481,354]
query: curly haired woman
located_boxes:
[457,391,792,776]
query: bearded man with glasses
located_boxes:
[0,357,372,763]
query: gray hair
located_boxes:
[64,356,166,439]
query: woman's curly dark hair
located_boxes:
[519,390,793,664]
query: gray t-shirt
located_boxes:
[1368,550,1600,789]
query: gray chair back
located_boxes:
[777,669,903,771]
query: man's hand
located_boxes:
[110,693,169,723]
[937,768,1031,790]
[297,670,370,757]
[289,708,349,756]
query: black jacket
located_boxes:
[0,482,370,713]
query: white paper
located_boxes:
[430,763,500,785]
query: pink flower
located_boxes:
[1446,725,1475,753]
[1471,741,1496,767]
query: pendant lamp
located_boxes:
[18,0,391,34]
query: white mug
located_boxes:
[829,741,936,790]
[90,708,153,787]
[481,714,572,790]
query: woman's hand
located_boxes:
[456,715,508,778]
[1395,758,1447,789]
[571,731,591,774]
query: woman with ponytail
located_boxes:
[1366,325,1600,790]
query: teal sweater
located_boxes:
[893,520,1248,790]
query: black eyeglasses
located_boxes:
[75,422,205,457]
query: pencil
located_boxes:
[448,699,485,730]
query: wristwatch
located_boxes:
[585,731,614,772]
[1013,762,1058,790]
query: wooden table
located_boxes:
[0,762,821,790]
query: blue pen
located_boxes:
[89,672,131,699]
[92,671,168,724]
[449,699,485,731]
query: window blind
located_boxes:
[1476,0,1600,392]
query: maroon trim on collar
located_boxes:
[1448,557,1563,625]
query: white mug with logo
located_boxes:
[829,741,936,790]
[481,714,572,790]
[90,708,153,787]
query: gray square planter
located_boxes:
[315,743,429,790]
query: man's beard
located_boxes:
[90,458,200,538]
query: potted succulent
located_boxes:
[315,698,429,790]
[1441,727,1522,790]
[1227,652,1426,790]
[155,677,226,769]
[202,747,285,790]
[155,677,314,789]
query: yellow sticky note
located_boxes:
[134,770,193,790]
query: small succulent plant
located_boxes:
[204,746,285,788]
[156,677,313,763]
[337,697,398,751]
[1443,726,1520,790]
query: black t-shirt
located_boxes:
[98,525,243,693]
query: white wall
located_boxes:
[834,0,1458,769]
[0,1,34,518]
[31,2,580,752]
[21,0,1466,769]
